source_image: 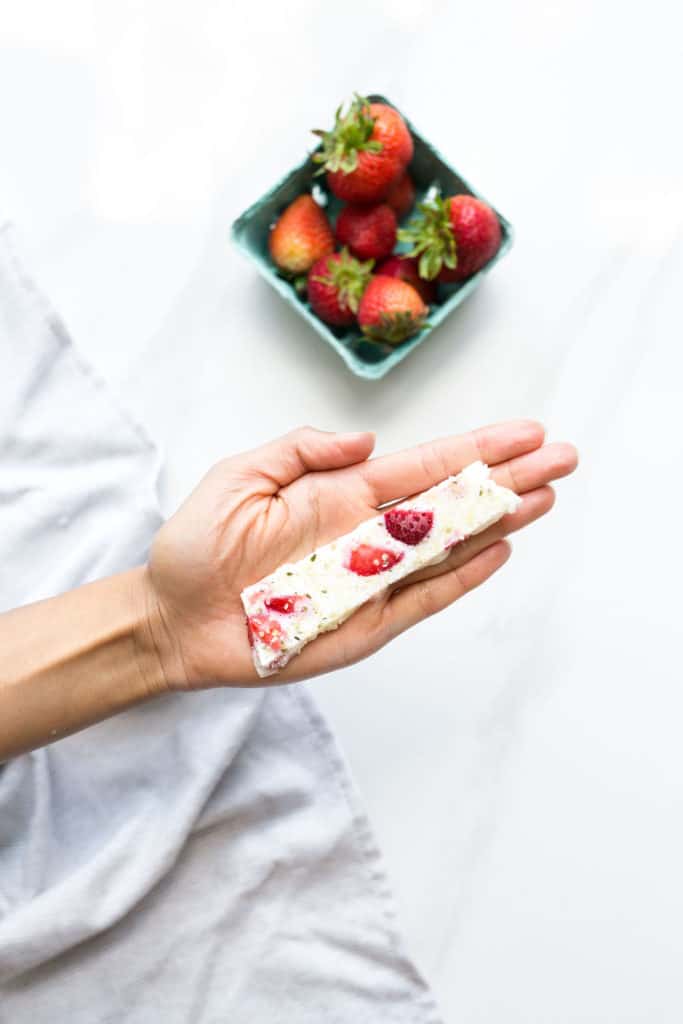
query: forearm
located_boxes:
[0,568,166,760]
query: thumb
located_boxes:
[236,426,375,490]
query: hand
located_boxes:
[144,422,577,689]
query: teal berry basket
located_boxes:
[231,95,513,380]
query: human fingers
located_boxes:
[359,420,544,506]
[390,486,554,590]
[490,442,578,493]
[233,426,375,492]
[381,540,513,639]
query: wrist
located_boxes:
[133,566,189,694]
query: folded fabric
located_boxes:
[0,226,443,1023]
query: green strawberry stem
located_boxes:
[362,311,429,344]
[397,194,457,280]
[311,94,382,176]
[311,248,374,313]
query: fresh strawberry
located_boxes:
[264,595,306,614]
[312,95,412,204]
[335,204,397,262]
[307,249,373,326]
[357,275,428,344]
[347,543,403,576]
[269,195,334,276]
[247,614,284,650]
[375,254,437,304]
[384,508,434,545]
[437,196,502,282]
[398,193,501,281]
[326,155,402,206]
[384,170,416,220]
[370,103,413,167]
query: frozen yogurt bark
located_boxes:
[241,461,520,676]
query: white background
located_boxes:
[2,2,683,1020]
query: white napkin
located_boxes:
[0,226,442,1023]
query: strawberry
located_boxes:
[269,195,334,276]
[347,543,403,576]
[335,204,397,262]
[370,103,413,167]
[398,193,501,281]
[375,254,437,304]
[357,275,428,345]
[384,508,434,545]
[437,196,502,282]
[307,249,374,327]
[264,595,306,614]
[312,95,412,204]
[384,170,416,220]
[247,614,284,650]
[326,156,402,206]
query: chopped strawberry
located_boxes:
[246,614,285,650]
[347,543,403,576]
[384,508,434,545]
[265,595,306,614]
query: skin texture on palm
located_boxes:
[147,421,578,689]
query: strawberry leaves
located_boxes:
[312,248,374,314]
[312,94,383,176]
[361,310,428,344]
[397,194,457,280]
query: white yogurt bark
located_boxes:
[241,461,520,677]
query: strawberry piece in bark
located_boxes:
[347,544,403,576]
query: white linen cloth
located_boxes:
[0,226,443,1023]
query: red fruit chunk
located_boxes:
[384,507,434,545]
[347,543,403,576]
[375,254,437,305]
[335,203,397,262]
[265,595,305,614]
[246,614,285,651]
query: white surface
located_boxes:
[2,3,683,1020]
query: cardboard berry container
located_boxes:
[231,95,513,380]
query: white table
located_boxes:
[2,3,682,1019]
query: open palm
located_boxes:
[147,422,577,689]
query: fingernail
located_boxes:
[340,431,374,441]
